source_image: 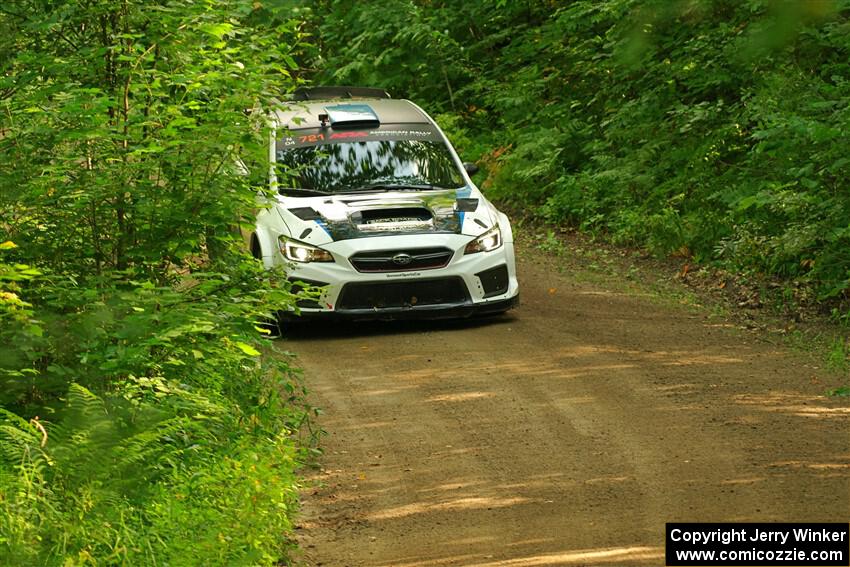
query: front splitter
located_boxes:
[282,294,519,322]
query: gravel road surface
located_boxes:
[287,243,850,566]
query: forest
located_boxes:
[310,0,850,311]
[2,0,849,564]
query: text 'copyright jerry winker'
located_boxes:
[666,523,849,566]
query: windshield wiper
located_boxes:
[344,183,456,193]
[278,187,331,197]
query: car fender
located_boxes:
[254,207,288,268]
[497,211,514,243]
[251,229,278,268]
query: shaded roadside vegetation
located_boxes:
[307,0,850,324]
[0,1,313,564]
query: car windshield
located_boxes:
[275,139,465,194]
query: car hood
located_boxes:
[273,188,498,245]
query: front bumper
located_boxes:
[278,231,519,319]
[286,293,519,321]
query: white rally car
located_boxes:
[248,87,519,319]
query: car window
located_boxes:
[275,127,465,193]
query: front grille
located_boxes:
[337,277,470,311]
[349,247,453,273]
[476,264,509,298]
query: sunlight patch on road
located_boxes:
[734,392,850,418]
[557,344,745,367]
[416,480,485,494]
[375,552,502,567]
[427,391,496,403]
[360,385,422,396]
[584,475,632,484]
[770,459,850,472]
[480,360,637,379]
[784,406,850,418]
[366,496,531,521]
[336,420,399,431]
[720,476,767,485]
[660,354,744,366]
[466,545,664,566]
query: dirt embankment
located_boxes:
[286,243,850,567]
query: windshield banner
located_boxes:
[277,124,442,150]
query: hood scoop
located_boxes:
[350,207,434,232]
[282,189,465,241]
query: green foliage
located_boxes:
[1,0,308,273]
[0,380,300,565]
[309,0,850,314]
[828,386,850,397]
[0,1,313,564]
[0,245,309,565]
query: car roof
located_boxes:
[272,98,432,130]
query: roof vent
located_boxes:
[324,104,380,128]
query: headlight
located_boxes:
[464,226,502,255]
[279,236,334,263]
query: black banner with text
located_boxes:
[666,523,849,566]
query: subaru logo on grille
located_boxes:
[392,253,413,266]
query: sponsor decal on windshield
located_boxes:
[278,125,441,149]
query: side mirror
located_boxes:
[463,162,479,176]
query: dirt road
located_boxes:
[287,243,850,566]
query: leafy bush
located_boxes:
[0,1,313,564]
